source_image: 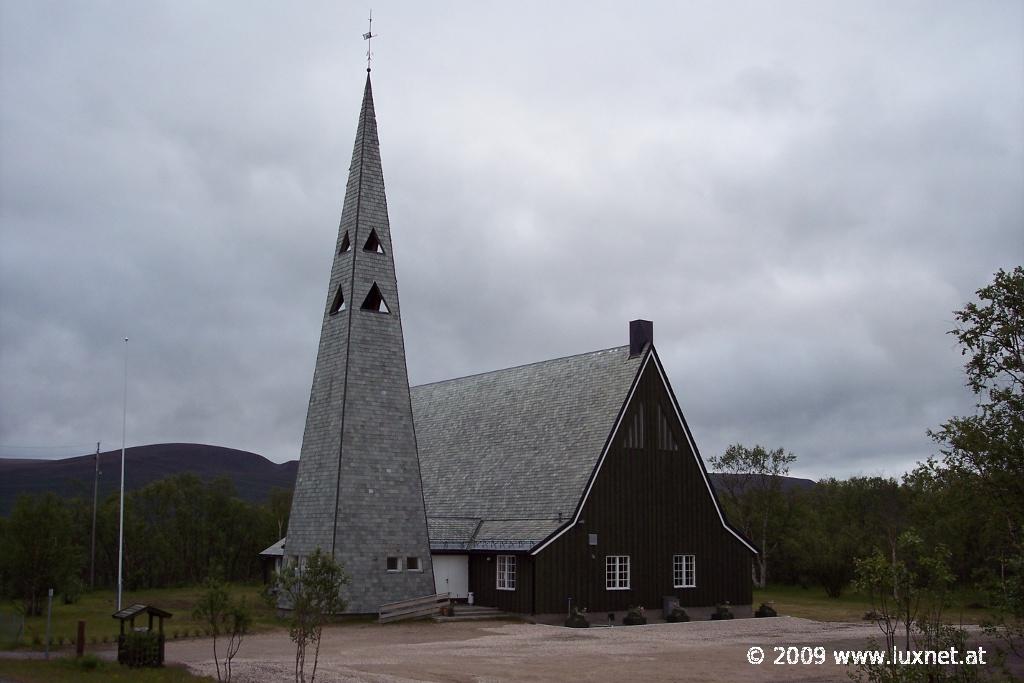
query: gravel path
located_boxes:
[168,616,892,682]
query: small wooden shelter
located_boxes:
[112,604,171,667]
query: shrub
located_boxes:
[755,603,777,618]
[623,606,647,626]
[711,604,734,620]
[564,606,590,628]
[666,607,690,623]
[75,654,102,671]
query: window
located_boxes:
[497,555,516,591]
[673,554,695,588]
[360,282,391,313]
[657,405,679,451]
[339,231,351,253]
[606,555,630,590]
[386,556,400,572]
[623,403,644,449]
[406,556,421,572]
[363,229,385,254]
[328,284,346,315]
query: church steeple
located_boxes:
[285,71,434,613]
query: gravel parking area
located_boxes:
[168,616,904,682]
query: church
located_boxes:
[283,68,757,617]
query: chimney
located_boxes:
[629,319,653,357]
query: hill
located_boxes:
[0,442,816,517]
[0,443,298,515]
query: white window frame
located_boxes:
[386,556,401,572]
[406,556,422,572]
[496,555,516,591]
[673,554,696,588]
[606,555,630,590]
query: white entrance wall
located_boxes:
[432,554,469,599]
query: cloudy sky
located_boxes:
[1,1,1021,480]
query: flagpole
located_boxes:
[117,336,128,610]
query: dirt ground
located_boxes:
[165,616,1009,682]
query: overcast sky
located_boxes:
[1,1,1021,480]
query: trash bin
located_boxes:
[662,595,679,615]
[468,592,475,605]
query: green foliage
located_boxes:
[0,493,81,616]
[851,530,974,682]
[0,657,215,682]
[192,578,251,682]
[665,607,690,622]
[710,444,796,587]
[929,266,1023,551]
[622,606,646,625]
[1,473,285,607]
[275,548,348,683]
[75,653,101,670]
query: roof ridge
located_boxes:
[412,344,630,389]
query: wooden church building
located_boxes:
[284,67,757,617]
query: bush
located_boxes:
[76,654,102,670]
[711,604,734,620]
[63,576,84,605]
[564,607,589,628]
[755,603,777,618]
[623,606,647,626]
[665,607,690,623]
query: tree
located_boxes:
[0,493,80,615]
[930,267,1023,546]
[710,444,796,587]
[192,577,251,682]
[852,531,974,683]
[275,548,348,683]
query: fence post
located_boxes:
[76,620,85,657]
[44,588,53,659]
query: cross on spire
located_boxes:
[362,10,377,72]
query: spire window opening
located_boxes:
[360,282,391,314]
[339,232,351,254]
[328,285,346,315]
[363,229,385,254]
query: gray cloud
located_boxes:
[1,0,1021,479]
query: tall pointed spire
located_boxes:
[286,71,434,612]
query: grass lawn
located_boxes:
[755,584,996,625]
[0,657,214,682]
[1,583,281,651]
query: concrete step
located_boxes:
[433,605,517,622]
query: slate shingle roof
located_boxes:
[412,345,643,552]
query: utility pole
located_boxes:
[90,441,100,588]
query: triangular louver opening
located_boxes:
[656,404,679,451]
[360,282,390,314]
[339,232,351,253]
[623,402,644,449]
[328,285,346,315]
[363,229,385,254]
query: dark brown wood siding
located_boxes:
[467,552,534,612]
[531,357,753,614]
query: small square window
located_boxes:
[406,556,421,572]
[386,556,400,572]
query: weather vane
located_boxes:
[363,10,377,72]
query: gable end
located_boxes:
[530,347,759,555]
